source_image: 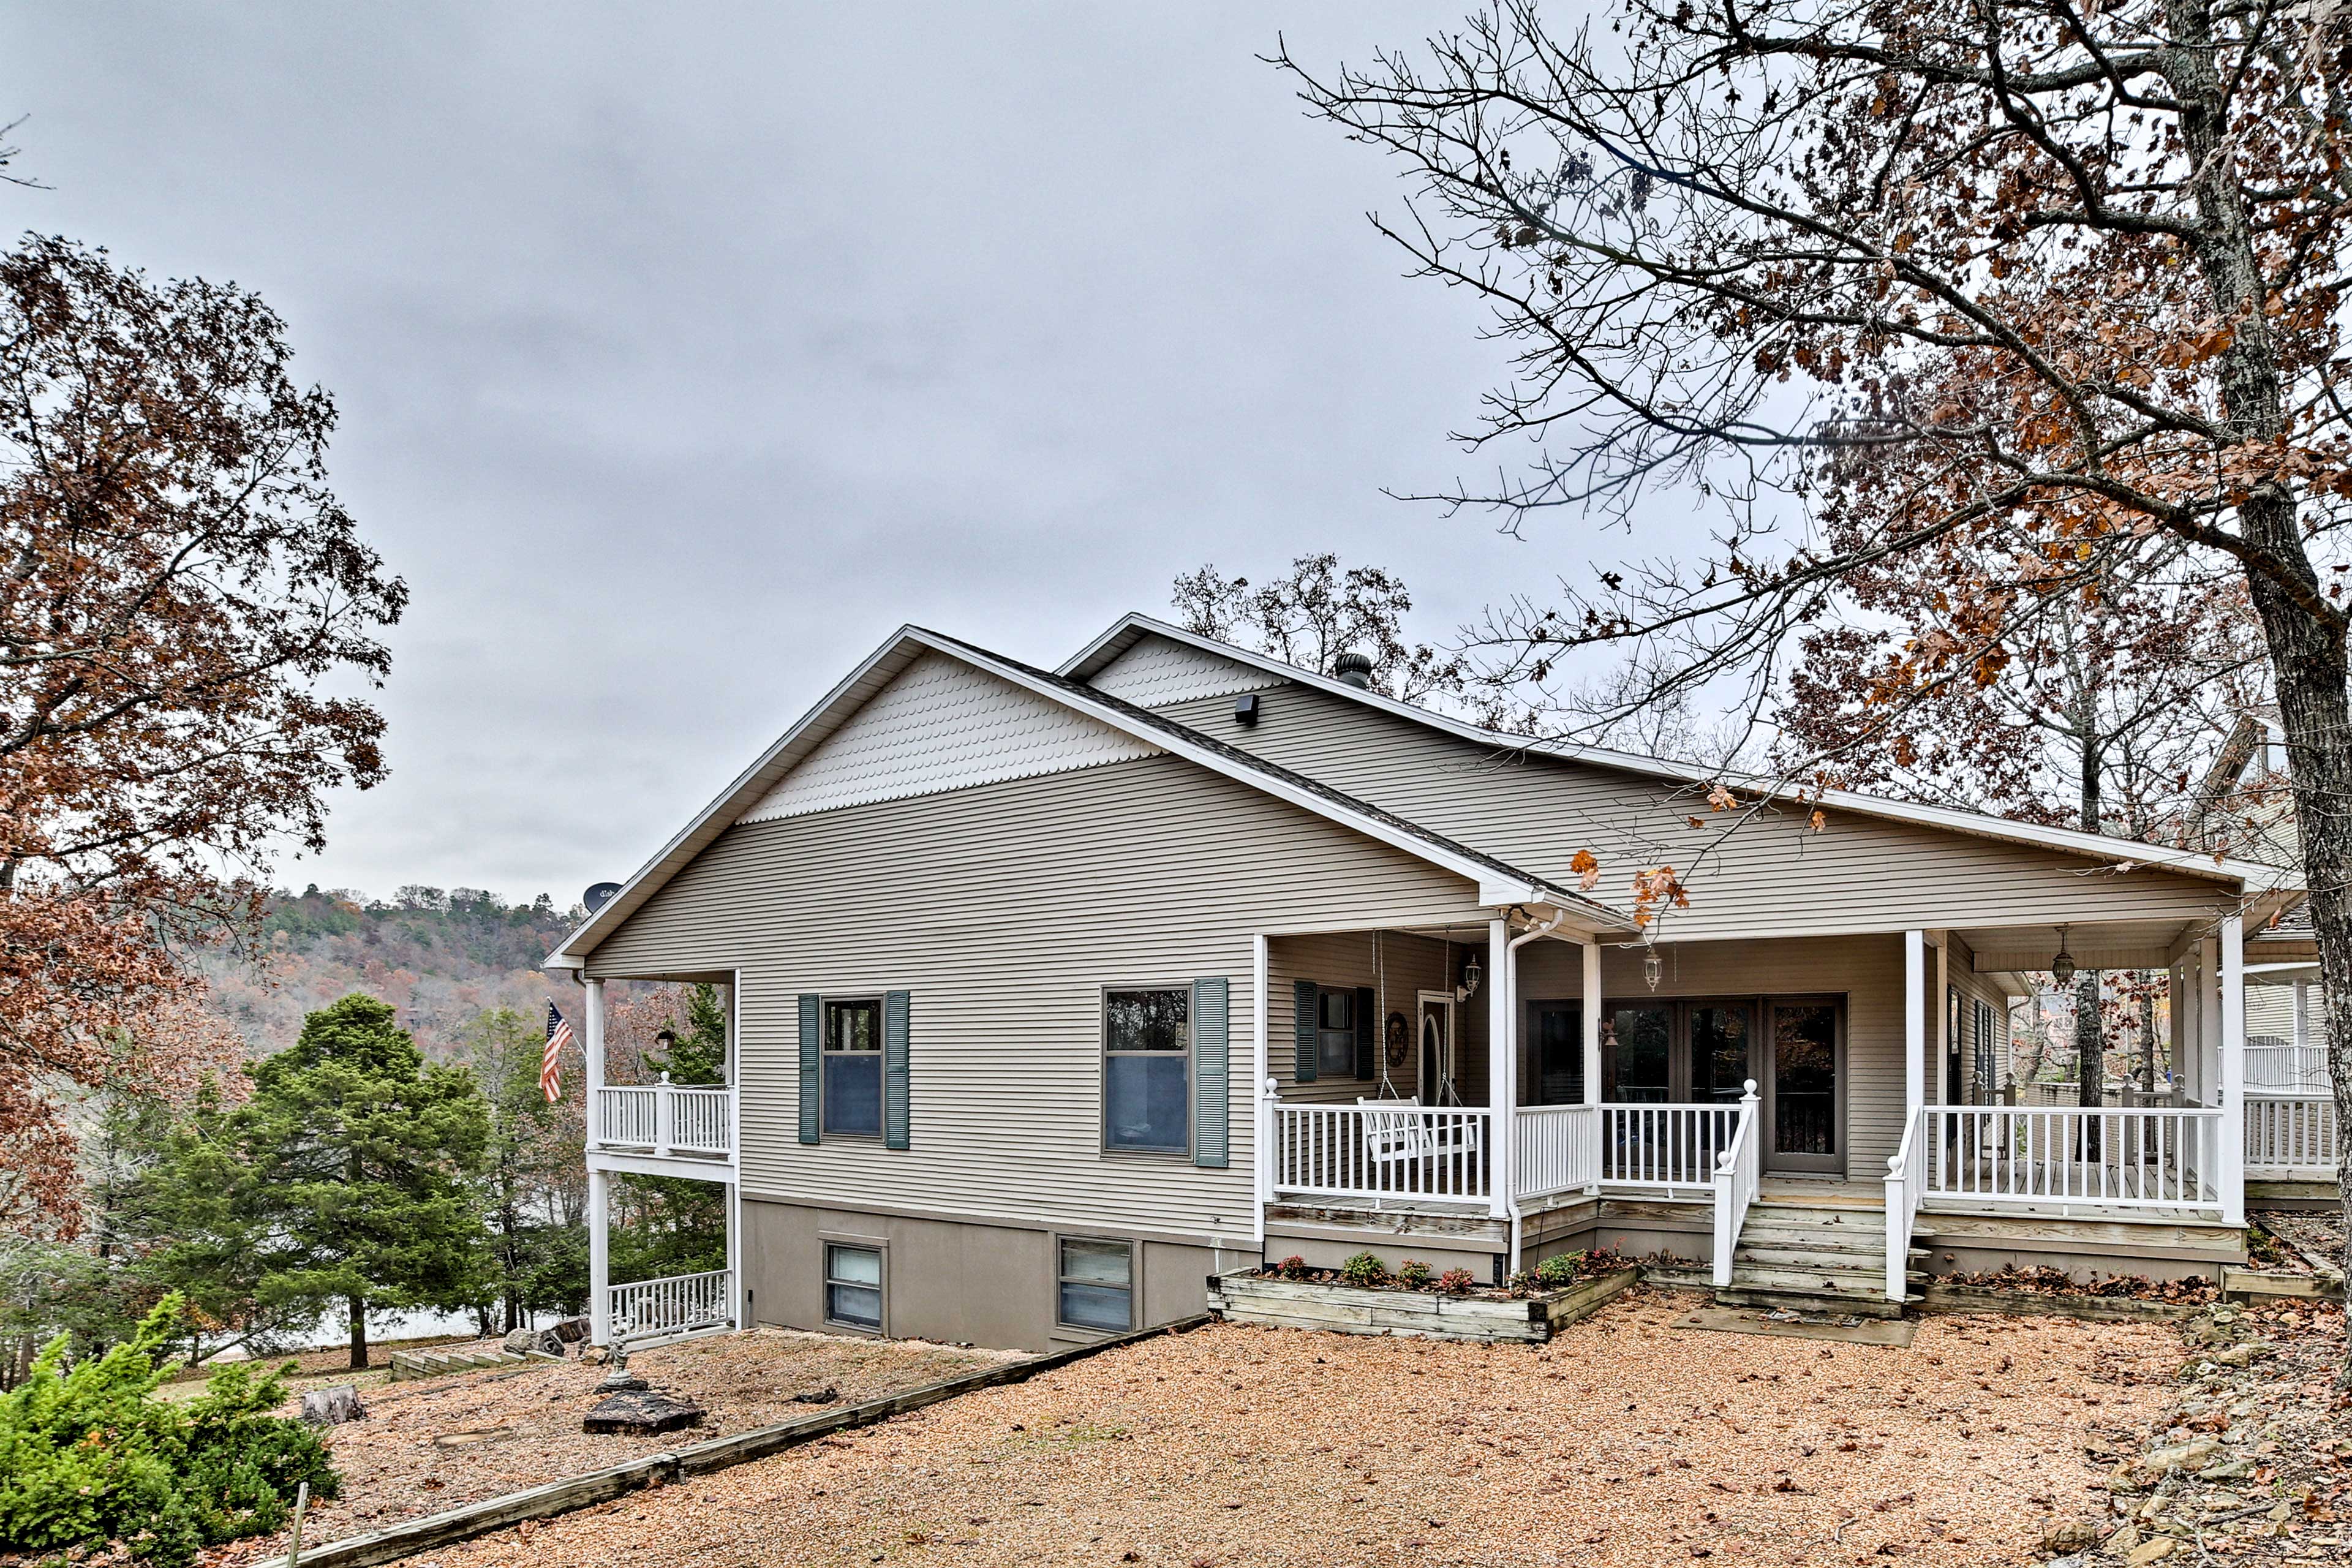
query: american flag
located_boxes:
[541,1001,574,1104]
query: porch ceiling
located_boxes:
[1958,918,2201,974]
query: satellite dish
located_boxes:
[582,881,623,916]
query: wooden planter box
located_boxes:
[1918,1284,2204,1323]
[1209,1268,1635,1343]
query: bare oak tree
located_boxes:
[1277,0,2352,1307]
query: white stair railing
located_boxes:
[1883,1107,1924,1303]
[1710,1082,1761,1287]
[1513,1104,1601,1202]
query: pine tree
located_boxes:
[221,995,490,1369]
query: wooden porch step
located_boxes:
[1736,1242,1927,1270]
[1716,1284,1920,1321]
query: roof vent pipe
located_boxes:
[1333,651,1375,689]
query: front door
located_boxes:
[1764,998,1845,1173]
[1417,993,1453,1104]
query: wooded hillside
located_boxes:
[195,887,581,1061]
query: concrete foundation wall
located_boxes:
[742,1197,1219,1354]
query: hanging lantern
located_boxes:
[2050,926,2077,986]
[1643,945,1663,993]
[1459,951,1483,999]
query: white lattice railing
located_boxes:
[1922,1106,2221,1213]
[608,1268,734,1344]
[1514,1104,1601,1202]
[1270,1102,1492,1202]
[1600,1102,1743,1191]
[2246,1095,2339,1176]
[593,1077,733,1158]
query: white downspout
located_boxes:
[1501,908,1571,1276]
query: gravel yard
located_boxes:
[407,1287,2180,1568]
[200,1329,1019,1568]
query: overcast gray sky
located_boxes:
[10,2,1658,906]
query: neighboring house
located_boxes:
[549,616,2317,1351]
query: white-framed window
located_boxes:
[823,997,883,1137]
[1316,987,1357,1079]
[1103,988,1189,1153]
[1056,1236,1134,1332]
[824,1242,883,1330]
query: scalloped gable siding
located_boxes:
[1084,636,1283,707]
[587,753,1493,1241]
[1150,675,2237,940]
[739,651,1161,824]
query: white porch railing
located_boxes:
[1270,1102,1491,1202]
[1710,1085,1760,1287]
[1515,1104,1601,1202]
[1921,1106,2221,1213]
[608,1268,734,1346]
[2245,1094,2339,1177]
[1883,1109,1925,1303]
[593,1077,734,1158]
[2247,1046,2331,1095]
[1600,1102,1743,1191]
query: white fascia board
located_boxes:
[1063,613,2293,893]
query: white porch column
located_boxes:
[724,1182,744,1329]
[1251,933,1272,1237]
[1904,930,1926,1128]
[1581,938,1604,1110]
[584,976,607,1148]
[2220,913,2247,1226]
[1487,918,1513,1219]
[588,1167,611,1347]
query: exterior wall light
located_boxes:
[1458,952,1482,1000]
[2050,926,2077,986]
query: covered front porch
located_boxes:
[1253,908,2261,1302]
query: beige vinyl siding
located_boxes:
[585,752,1493,1241]
[1265,931,1458,1104]
[1154,677,2236,940]
[1519,933,1906,1172]
[1945,935,2013,1104]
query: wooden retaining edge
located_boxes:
[2223,1265,2345,1302]
[244,1314,1213,1568]
[1917,1285,2203,1323]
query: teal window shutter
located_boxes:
[883,990,912,1150]
[1292,979,1318,1083]
[1353,986,1375,1080]
[1193,977,1229,1169]
[797,993,822,1145]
